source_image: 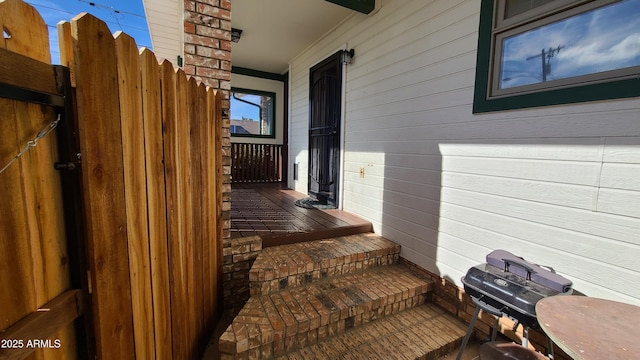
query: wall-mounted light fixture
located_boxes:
[231,28,243,43]
[341,48,355,65]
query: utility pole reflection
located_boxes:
[527,45,564,81]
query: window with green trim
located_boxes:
[474,0,640,113]
[230,88,276,138]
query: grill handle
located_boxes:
[472,296,503,317]
[503,257,536,279]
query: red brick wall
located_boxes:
[183,0,231,89]
[222,236,262,314]
[184,0,232,239]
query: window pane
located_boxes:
[499,0,640,89]
[504,0,555,18]
[230,90,275,136]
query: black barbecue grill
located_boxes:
[456,250,573,360]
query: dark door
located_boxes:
[309,51,343,206]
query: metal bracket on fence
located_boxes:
[0,82,65,107]
[0,60,71,175]
[0,64,84,176]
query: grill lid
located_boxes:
[486,250,573,293]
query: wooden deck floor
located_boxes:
[231,184,372,246]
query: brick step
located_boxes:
[249,233,401,296]
[219,264,433,359]
[278,303,467,360]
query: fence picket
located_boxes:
[193,82,207,350]
[213,88,224,295]
[67,13,136,358]
[115,31,155,360]
[205,87,220,330]
[140,48,172,359]
[186,76,202,354]
[0,0,50,62]
[179,70,197,357]
[160,61,189,359]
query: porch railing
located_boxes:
[231,143,283,183]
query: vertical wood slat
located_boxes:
[243,144,248,180]
[205,87,220,332]
[67,12,136,358]
[114,32,155,360]
[177,71,196,358]
[253,144,259,181]
[193,82,207,350]
[240,143,246,181]
[187,77,203,355]
[258,144,264,180]
[248,143,253,181]
[246,143,250,181]
[213,89,224,315]
[140,49,172,360]
[160,61,189,360]
[198,83,210,341]
[268,145,272,179]
[263,145,268,180]
[252,143,257,181]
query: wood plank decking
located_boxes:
[231,184,373,245]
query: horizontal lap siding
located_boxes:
[289,0,640,304]
[144,0,181,62]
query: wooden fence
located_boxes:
[1,1,224,359]
[231,143,283,183]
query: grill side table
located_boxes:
[536,296,640,359]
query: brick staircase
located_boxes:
[219,233,467,359]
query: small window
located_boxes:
[230,88,276,138]
[474,0,640,112]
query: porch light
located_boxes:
[231,28,243,43]
[341,48,355,65]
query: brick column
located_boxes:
[184,0,232,240]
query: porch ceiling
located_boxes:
[231,0,353,74]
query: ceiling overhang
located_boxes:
[230,0,356,74]
[144,0,379,75]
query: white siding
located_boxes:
[142,0,182,64]
[288,0,640,305]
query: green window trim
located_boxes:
[473,0,640,113]
[230,87,276,139]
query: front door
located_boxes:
[308,51,343,206]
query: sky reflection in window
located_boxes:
[499,0,640,89]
